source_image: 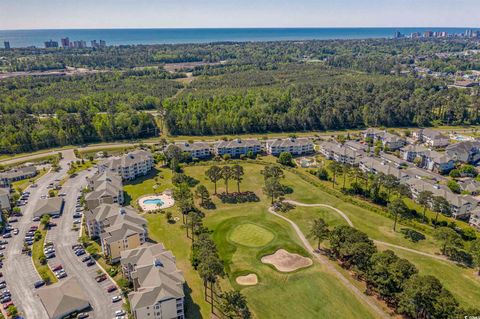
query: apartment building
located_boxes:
[469,208,480,230]
[121,244,185,319]
[412,129,450,148]
[445,141,480,164]
[174,142,211,159]
[213,139,261,157]
[318,141,360,166]
[266,138,314,156]
[85,171,124,210]
[0,165,37,187]
[400,144,428,162]
[99,149,154,180]
[101,221,147,262]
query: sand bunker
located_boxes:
[261,249,312,272]
[236,273,258,286]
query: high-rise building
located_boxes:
[73,40,87,48]
[3,41,10,50]
[423,31,433,38]
[44,40,59,48]
[99,40,106,47]
[393,31,402,39]
[91,40,98,48]
[411,32,421,39]
[466,29,473,37]
[61,37,70,48]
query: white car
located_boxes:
[114,310,126,316]
[112,295,122,303]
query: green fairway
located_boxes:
[228,223,275,247]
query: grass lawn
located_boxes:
[32,227,57,285]
[123,167,173,208]
[11,167,49,192]
[228,223,275,248]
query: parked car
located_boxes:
[114,310,125,316]
[0,283,6,289]
[73,213,82,218]
[112,295,122,303]
[81,256,91,262]
[0,297,11,304]
[12,229,19,235]
[0,246,6,251]
[86,260,95,267]
[2,234,11,239]
[2,301,13,310]
[95,274,107,282]
[52,264,63,271]
[77,313,89,319]
[45,253,56,259]
[107,285,117,293]
[75,250,85,256]
[32,217,40,222]
[30,226,39,231]
[34,280,45,288]
[0,241,7,245]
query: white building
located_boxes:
[174,142,211,159]
[266,138,314,156]
[99,149,154,180]
[214,139,261,157]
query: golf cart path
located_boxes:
[267,206,389,319]
[283,200,450,263]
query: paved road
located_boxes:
[46,168,124,319]
[268,206,389,319]
[3,161,69,318]
[284,200,451,262]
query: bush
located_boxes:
[400,228,426,242]
[172,173,199,187]
[273,201,295,213]
[217,191,260,204]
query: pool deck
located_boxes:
[138,194,175,212]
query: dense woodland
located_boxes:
[1,38,480,154]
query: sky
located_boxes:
[1,0,480,30]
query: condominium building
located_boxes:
[214,139,261,157]
[318,141,360,166]
[101,221,147,262]
[85,171,124,210]
[121,244,185,319]
[412,129,450,148]
[0,165,37,187]
[98,149,154,180]
[174,142,212,159]
[266,138,314,156]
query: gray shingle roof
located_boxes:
[34,197,64,218]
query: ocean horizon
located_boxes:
[0,27,477,48]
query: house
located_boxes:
[0,165,37,187]
[359,157,406,180]
[33,197,64,218]
[400,144,428,162]
[214,139,261,157]
[85,203,146,238]
[445,141,480,164]
[458,179,480,195]
[174,142,211,159]
[469,208,480,230]
[0,188,10,211]
[37,277,91,319]
[344,141,369,153]
[380,153,407,168]
[318,141,360,166]
[362,128,385,140]
[362,129,405,150]
[85,171,124,210]
[412,129,450,148]
[122,244,185,319]
[266,138,314,156]
[99,149,154,180]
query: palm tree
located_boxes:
[417,190,433,223]
[205,166,222,195]
[221,166,234,194]
[309,218,330,251]
[231,164,244,193]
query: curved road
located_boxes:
[284,200,450,262]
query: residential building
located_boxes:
[344,140,369,153]
[412,129,450,148]
[318,141,360,166]
[266,138,314,156]
[359,157,406,180]
[174,142,211,159]
[99,40,107,47]
[44,40,58,48]
[122,244,185,319]
[38,277,90,319]
[101,221,147,262]
[214,139,261,157]
[400,144,428,162]
[99,149,154,180]
[469,208,480,230]
[3,41,10,50]
[84,203,146,238]
[85,171,124,209]
[445,141,480,164]
[459,179,480,195]
[423,151,455,173]
[362,129,405,150]
[73,40,87,48]
[0,165,37,187]
[0,188,10,211]
[380,153,407,168]
[61,37,70,48]
[33,197,64,218]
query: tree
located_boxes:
[221,166,234,194]
[431,196,451,227]
[470,239,480,276]
[388,198,409,231]
[261,165,284,180]
[220,290,251,319]
[309,218,330,250]
[398,275,459,319]
[198,253,225,313]
[327,162,342,188]
[205,166,222,195]
[40,214,51,229]
[263,177,283,204]
[166,211,173,223]
[383,174,400,200]
[172,183,194,222]
[164,144,182,172]
[195,184,210,207]
[278,152,294,167]
[447,180,461,194]
[417,190,433,223]
[231,164,245,192]
[434,227,462,255]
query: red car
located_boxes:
[95,274,107,282]
[107,285,117,293]
[52,264,63,271]
[30,226,38,231]
[2,301,13,310]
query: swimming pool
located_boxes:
[143,199,164,206]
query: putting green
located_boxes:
[229,223,275,247]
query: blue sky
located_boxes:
[1,0,479,30]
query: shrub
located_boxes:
[217,191,260,204]
[273,201,295,213]
[172,173,199,187]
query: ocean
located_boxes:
[0,28,474,48]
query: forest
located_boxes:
[1,38,480,154]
